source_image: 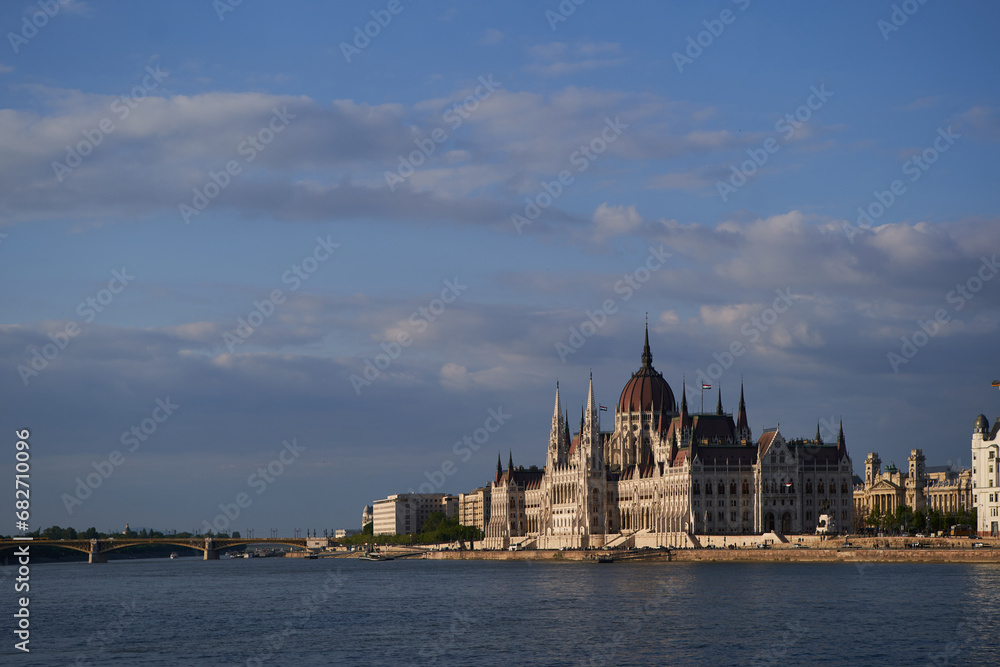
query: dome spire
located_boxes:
[641,318,652,368]
[716,386,723,415]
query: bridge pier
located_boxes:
[89,538,107,564]
[203,537,219,560]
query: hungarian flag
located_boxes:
[599,405,608,412]
[702,383,711,390]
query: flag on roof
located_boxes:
[702,383,711,390]
[599,405,608,411]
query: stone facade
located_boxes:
[972,412,1000,536]
[482,328,854,549]
[852,449,972,524]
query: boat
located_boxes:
[358,546,394,561]
[169,552,178,560]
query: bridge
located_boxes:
[0,537,329,563]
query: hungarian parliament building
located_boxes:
[482,327,855,549]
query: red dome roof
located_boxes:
[617,327,675,414]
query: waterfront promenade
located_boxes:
[369,535,1000,564]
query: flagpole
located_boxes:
[700,384,703,414]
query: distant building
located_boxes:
[458,487,491,533]
[361,505,373,528]
[372,493,458,536]
[481,326,854,550]
[335,529,361,539]
[972,412,1000,536]
[853,449,971,523]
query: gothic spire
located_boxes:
[641,320,653,368]
[680,378,688,415]
[508,451,514,474]
[716,386,723,416]
[495,452,502,483]
[736,381,750,441]
[837,419,845,448]
[553,381,562,422]
[815,422,823,445]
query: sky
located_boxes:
[1,0,999,536]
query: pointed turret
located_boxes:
[837,420,845,449]
[494,452,502,484]
[508,451,514,477]
[680,381,688,416]
[641,322,653,368]
[583,372,601,468]
[549,382,565,464]
[736,382,751,443]
[716,387,723,416]
[552,381,562,423]
[815,422,823,445]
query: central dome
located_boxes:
[617,327,675,414]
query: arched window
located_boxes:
[742,480,750,495]
[771,481,778,494]
[730,481,737,495]
[780,481,786,494]
[718,481,725,495]
[705,481,712,495]
[806,480,812,493]
[818,481,825,494]
[693,482,701,495]
[841,482,847,494]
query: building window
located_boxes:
[705,482,712,495]
[730,481,737,495]
[806,481,812,493]
[742,480,750,495]
[818,482,825,494]
[718,481,725,495]
[693,482,701,495]
[718,511,724,522]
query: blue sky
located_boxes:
[1,0,998,535]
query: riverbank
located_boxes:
[407,535,1000,564]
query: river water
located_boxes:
[5,556,999,666]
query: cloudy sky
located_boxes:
[1,1,998,535]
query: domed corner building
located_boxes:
[483,325,855,550]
